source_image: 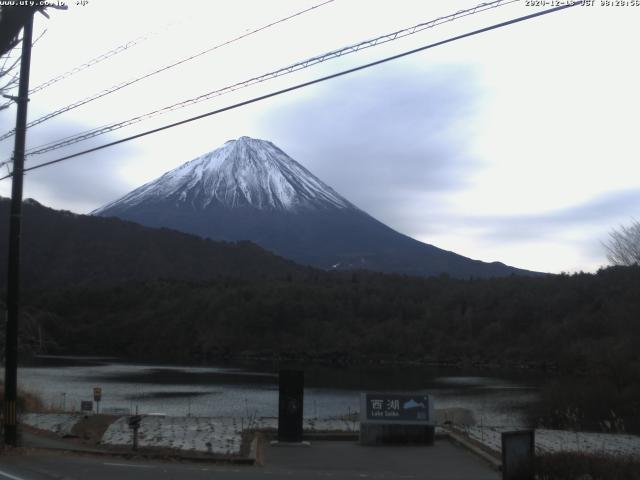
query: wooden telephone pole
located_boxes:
[3,10,34,447]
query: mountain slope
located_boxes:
[0,197,302,290]
[94,136,538,278]
[94,137,352,214]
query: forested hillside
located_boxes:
[23,266,640,373]
[2,198,639,432]
[0,197,303,289]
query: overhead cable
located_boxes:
[18,0,517,158]
[0,16,183,111]
[0,2,582,181]
[0,0,335,141]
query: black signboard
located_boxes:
[278,370,304,442]
[362,393,433,424]
[128,415,142,428]
[80,400,93,412]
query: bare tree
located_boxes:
[0,49,21,104]
[0,6,37,110]
[604,220,640,266]
[0,6,56,110]
[0,6,45,58]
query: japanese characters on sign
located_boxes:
[361,393,433,425]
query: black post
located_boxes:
[277,370,304,442]
[132,425,139,451]
[128,415,141,450]
[3,12,34,447]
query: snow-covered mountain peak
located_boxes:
[93,137,354,214]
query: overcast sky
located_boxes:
[0,0,638,274]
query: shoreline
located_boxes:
[19,412,640,459]
[22,352,561,375]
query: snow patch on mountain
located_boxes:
[94,137,354,214]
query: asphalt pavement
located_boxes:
[0,438,498,480]
[265,440,499,479]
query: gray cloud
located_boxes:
[462,189,640,242]
[258,63,483,231]
[398,189,640,272]
[24,151,134,213]
[1,60,482,223]
[0,115,139,213]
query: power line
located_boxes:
[0,2,582,182]
[0,29,45,101]
[0,0,335,142]
[29,20,178,94]
[0,16,183,111]
[15,0,517,159]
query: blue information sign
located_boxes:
[360,392,434,425]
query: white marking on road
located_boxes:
[103,462,155,469]
[0,468,27,480]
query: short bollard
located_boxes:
[128,415,142,451]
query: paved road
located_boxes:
[1,453,246,480]
[20,430,105,453]
[265,440,499,479]
[0,439,498,480]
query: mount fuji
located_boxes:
[93,136,534,278]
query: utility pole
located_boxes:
[3,11,34,447]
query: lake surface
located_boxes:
[12,356,540,427]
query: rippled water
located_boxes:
[13,357,540,426]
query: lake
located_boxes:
[13,356,540,427]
